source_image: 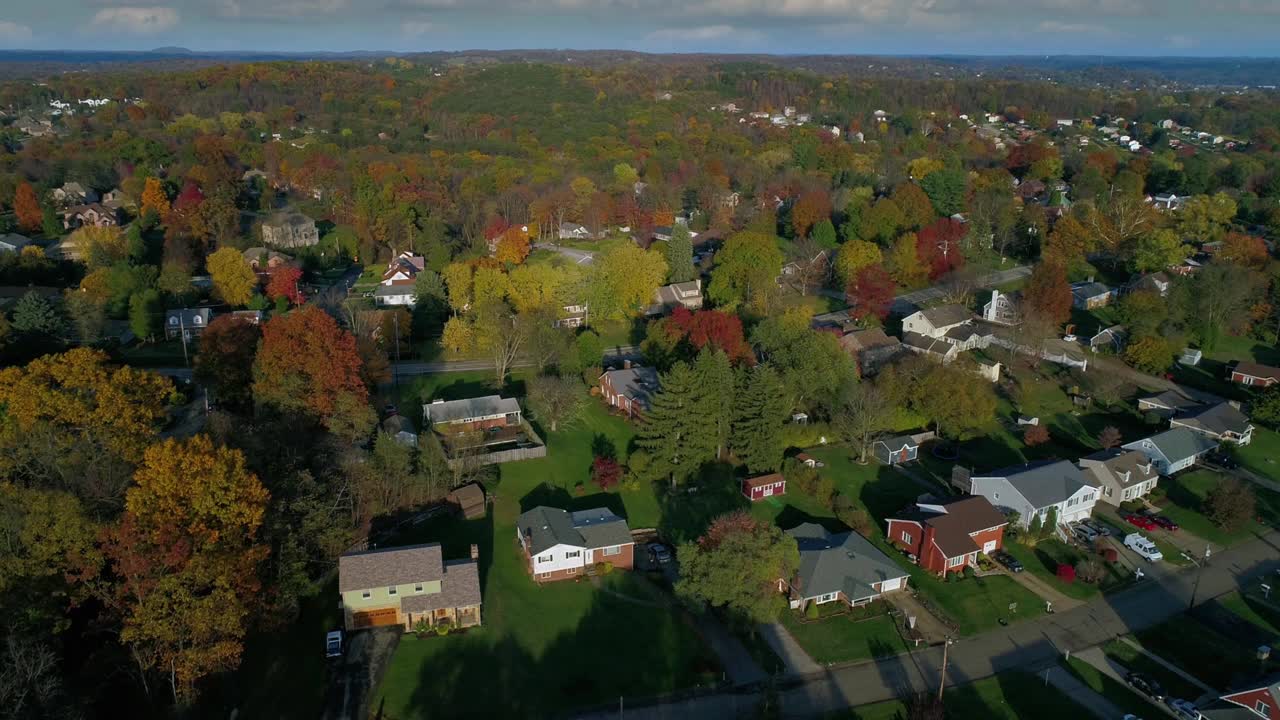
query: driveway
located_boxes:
[322,627,401,720]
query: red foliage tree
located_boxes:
[1056,563,1076,584]
[172,179,205,212]
[1024,424,1050,447]
[251,305,366,424]
[265,265,304,305]
[1022,259,1073,326]
[591,456,622,490]
[698,511,766,550]
[916,219,967,280]
[790,190,833,239]
[667,307,755,365]
[13,181,43,233]
[846,264,896,321]
[482,215,509,243]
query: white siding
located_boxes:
[527,543,590,574]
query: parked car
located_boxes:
[325,630,343,659]
[1081,518,1111,537]
[1071,523,1099,543]
[1124,533,1164,562]
[1207,452,1238,470]
[993,550,1023,573]
[647,543,673,565]
[1126,672,1165,702]
[1167,698,1203,720]
[1149,514,1180,531]
[1123,513,1159,531]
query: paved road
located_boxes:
[534,243,595,264]
[575,529,1280,719]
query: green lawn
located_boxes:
[120,339,192,367]
[1234,427,1280,492]
[903,566,1045,636]
[1203,334,1280,366]
[1157,470,1264,546]
[845,671,1094,720]
[1134,614,1279,690]
[1220,591,1280,636]
[1003,539,1130,601]
[779,604,909,665]
[1102,638,1205,701]
[1060,656,1164,719]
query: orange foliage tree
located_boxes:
[494,226,532,265]
[140,176,170,218]
[251,306,367,428]
[14,181,43,233]
[265,265,305,305]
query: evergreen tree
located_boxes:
[128,289,161,342]
[635,362,716,488]
[665,224,696,284]
[1040,507,1058,540]
[731,365,788,474]
[694,348,735,459]
[11,291,64,338]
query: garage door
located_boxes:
[351,608,399,629]
[880,577,903,592]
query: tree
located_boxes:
[708,230,784,313]
[265,266,304,306]
[194,316,261,409]
[140,177,170,218]
[128,289,161,342]
[525,374,584,432]
[1176,193,1235,242]
[10,291,65,339]
[810,219,838,250]
[731,366,788,474]
[207,247,257,308]
[674,512,799,624]
[920,168,967,217]
[494,227,531,265]
[14,181,42,233]
[1118,290,1168,338]
[916,219,967,280]
[1132,229,1189,273]
[1124,335,1175,374]
[898,358,997,441]
[64,289,107,345]
[1176,263,1263,353]
[891,183,934,230]
[1253,385,1280,428]
[473,302,533,384]
[1022,259,1072,327]
[790,190,832,239]
[833,239,883,288]
[887,232,927,287]
[441,317,474,353]
[751,308,857,413]
[846,264,895,321]
[662,307,755,365]
[665,224,696,284]
[252,306,367,429]
[1040,506,1058,539]
[591,456,622,490]
[860,197,904,244]
[834,382,894,463]
[1205,477,1256,532]
[1023,424,1050,447]
[71,225,129,270]
[1043,214,1095,267]
[694,348,736,459]
[103,435,269,705]
[1098,426,1122,449]
[588,244,667,319]
[1219,233,1269,270]
[634,362,716,488]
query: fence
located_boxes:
[446,419,547,469]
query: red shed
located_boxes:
[742,473,786,502]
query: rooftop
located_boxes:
[787,523,907,602]
[918,304,972,328]
[517,506,633,556]
[974,459,1096,509]
[424,395,522,425]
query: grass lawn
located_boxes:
[1060,656,1163,719]
[903,566,1045,636]
[1234,427,1280,492]
[779,603,909,665]
[1157,470,1265,547]
[119,339,192,366]
[1203,334,1280,366]
[1220,591,1280,636]
[1003,539,1129,601]
[1102,638,1205,701]
[1134,614,1278,690]
[845,671,1093,720]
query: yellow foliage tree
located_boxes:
[140,177,170,218]
[206,247,257,308]
[833,240,883,287]
[442,317,474,353]
[67,225,128,268]
[494,226,532,265]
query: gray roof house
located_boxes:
[261,211,320,248]
[423,395,523,429]
[1071,281,1117,309]
[1078,448,1160,507]
[600,365,660,419]
[1170,402,1254,446]
[781,524,909,609]
[968,460,1099,528]
[646,279,703,316]
[0,233,31,253]
[901,331,960,363]
[1122,428,1218,475]
[516,506,635,582]
[164,308,214,341]
[1137,388,1219,418]
[338,543,482,631]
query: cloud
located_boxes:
[0,21,33,43]
[645,24,764,42]
[402,20,438,35]
[217,0,348,19]
[1036,19,1113,32]
[91,7,180,34]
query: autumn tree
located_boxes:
[790,190,832,239]
[1022,259,1072,327]
[675,512,799,624]
[1205,477,1256,532]
[1024,424,1050,447]
[860,197,905,244]
[661,307,754,365]
[1124,335,1175,374]
[916,219,967,280]
[525,374,584,432]
[834,381,894,463]
[891,182,935,230]
[13,181,44,234]
[140,176,170,219]
[251,306,367,431]
[207,247,257,308]
[1098,426,1122,449]
[1219,232,1269,270]
[265,265,304,306]
[887,233,927,287]
[588,243,667,319]
[847,264,896,321]
[833,239,883,288]
[194,316,262,410]
[1132,229,1189,273]
[494,226,532,265]
[708,230,784,313]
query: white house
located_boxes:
[516,506,634,582]
[1122,428,1218,475]
[967,460,1099,528]
[1078,449,1160,507]
[901,304,973,339]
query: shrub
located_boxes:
[805,601,820,620]
[591,456,623,490]
[962,565,976,579]
[573,482,586,496]
[833,493,874,536]
[1075,557,1106,584]
[434,619,453,636]
[595,561,614,575]
[1144,410,1163,426]
[413,619,431,636]
[1056,563,1076,584]
[783,458,835,507]
[1024,424,1050,447]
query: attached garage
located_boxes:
[879,577,904,593]
[351,607,399,629]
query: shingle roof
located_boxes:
[787,524,907,602]
[0,233,31,251]
[1072,282,1112,299]
[264,211,315,228]
[1139,389,1214,412]
[895,496,1008,559]
[339,543,444,593]
[902,331,955,356]
[1174,402,1251,437]
[974,459,1096,509]
[424,395,522,425]
[919,304,972,329]
[600,367,660,410]
[1235,361,1280,382]
[744,473,784,490]
[876,435,918,452]
[517,506,632,556]
[400,559,482,612]
[1134,427,1219,463]
[1078,449,1158,488]
[840,327,899,352]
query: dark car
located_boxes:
[1126,672,1166,702]
[646,543,673,565]
[1149,514,1180,531]
[993,550,1024,573]
[1208,452,1238,470]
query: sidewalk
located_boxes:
[886,592,953,645]
[1002,566,1085,612]
[756,622,821,676]
[1075,646,1179,718]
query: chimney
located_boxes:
[470,544,479,561]
[623,359,632,370]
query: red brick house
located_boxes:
[516,506,635,582]
[1201,672,1280,719]
[599,365,659,421]
[885,496,1008,576]
[742,473,786,502]
[1231,361,1280,388]
[423,395,522,432]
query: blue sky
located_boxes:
[0,0,1277,56]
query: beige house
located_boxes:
[338,543,482,632]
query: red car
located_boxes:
[1124,513,1158,531]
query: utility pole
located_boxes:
[937,636,954,702]
[392,311,401,397]
[178,311,189,367]
[1189,544,1211,609]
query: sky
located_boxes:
[0,0,1278,56]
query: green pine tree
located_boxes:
[665,225,696,284]
[694,348,736,459]
[11,291,65,338]
[1040,506,1058,540]
[731,365,789,474]
[635,362,717,489]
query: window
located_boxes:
[537,555,551,564]
[993,492,1000,501]
[388,586,397,596]
[602,545,621,556]
[414,584,423,593]
[816,592,838,604]
[565,550,581,559]
[361,590,371,599]
[566,567,577,575]
[537,572,551,579]
[901,531,913,544]
[947,556,965,568]
[1257,700,1270,717]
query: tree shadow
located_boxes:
[656,461,748,545]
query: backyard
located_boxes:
[1234,427,1280,488]
[1157,469,1275,547]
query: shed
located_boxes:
[1179,348,1202,367]
[742,474,786,502]
[448,483,487,520]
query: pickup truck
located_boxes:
[1124,533,1163,562]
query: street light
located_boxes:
[937,636,955,702]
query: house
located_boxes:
[447,483,487,520]
[1170,401,1254,445]
[516,506,635,582]
[261,211,320,248]
[101,188,130,209]
[901,331,960,363]
[599,365,659,420]
[242,247,293,273]
[62,203,120,230]
[164,308,213,341]
[968,460,1099,528]
[14,116,53,137]
[376,251,426,307]
[779,250,831,289]
[0,233,31,253]
[1122,428,1218,475]
[742,473,786,502]
[874,434,923,465]
[554,303,589,329]
[838,327,904,376]
[901,304,972,339]
[1078,449,1160,507]
[1088,325,1127,354]
[338,543,481,631]
[230,310,264,325]
[558,222,595,241]
[1231,361,1280,388]
[886,496,1008,576]
[1200,672,1280,719]
[1137,389,1216,418]
[52,182,98,206]
[1153,193,1185,211]
[424,395,522,432]
[982,289,1021,326]
[780,524,909,610]
[1071,281,1117,310]
[646,279,703,316]
[1130,271,1172,297]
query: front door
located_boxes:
[762,486,774,497]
